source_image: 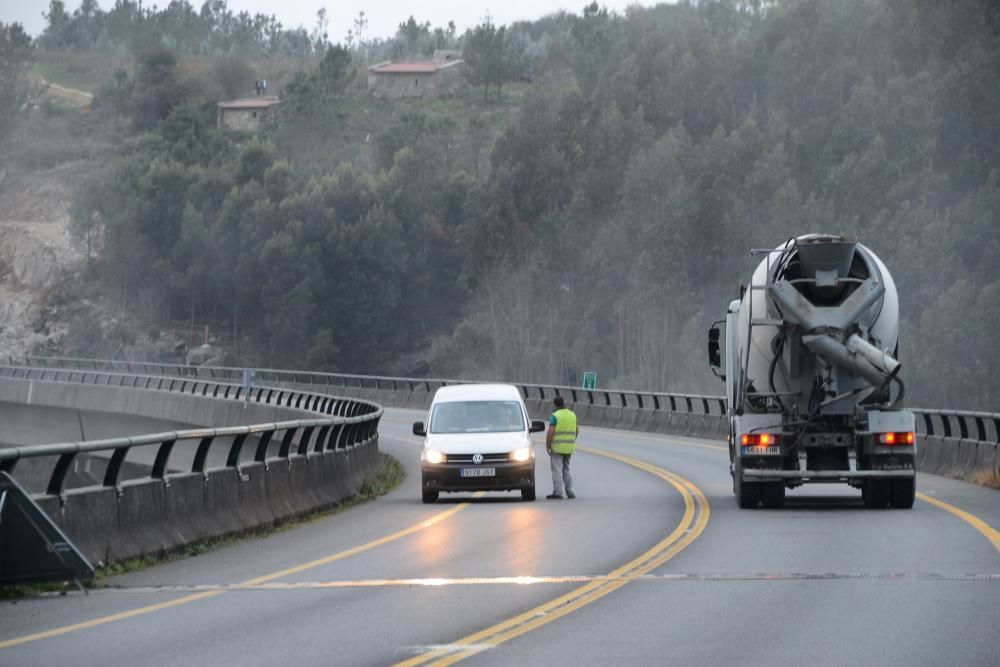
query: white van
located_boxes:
[413,384,546,503]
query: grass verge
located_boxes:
[0,453,405,599]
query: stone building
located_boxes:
[217,96,281,131]
[367,59,463,99]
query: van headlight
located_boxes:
[511,447,531,463]
[424,449,445,465]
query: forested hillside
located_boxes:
[4,1,999,410]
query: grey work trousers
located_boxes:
[549,452,573,497]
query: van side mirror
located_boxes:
[708,326,722,368]
[412,422,426,437]
[529,420,546,433]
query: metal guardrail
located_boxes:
[0,365,382,497]
[917,409,1000,445]
[9,356,1000,446]
[11,356,728,416]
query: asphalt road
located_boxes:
[2,407,998,666]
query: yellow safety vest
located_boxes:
[551,408,577,455]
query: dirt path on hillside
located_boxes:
[29,75,94,108]
[46,80,94,106]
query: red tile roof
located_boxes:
[369,60,462,74]
[217,96,281,110]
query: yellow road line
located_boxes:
[583,428,1000,558]
[916,492,1000,555]
[584,427,728,452]
[0,590,223,649]
[0,494,482,650]
[395,447,710,667]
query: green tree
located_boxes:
[212,56,255,99]
[40,0,72,50]
[95,67,132,119]
[316,44,355,95]
[0,22,33,145]
[131,45,181,131]
[570,2,613,96]
[397,16,431,56]
[311,7,329,52]
[463,17,526,102]
[463,17,499,102]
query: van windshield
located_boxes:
[430,401,525,434]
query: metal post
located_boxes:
[151,440,176,479]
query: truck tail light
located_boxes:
[742,433,778,446]
[877,432,914,445]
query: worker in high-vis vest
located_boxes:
[546,396,579,499]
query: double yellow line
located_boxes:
[396,447,710,667]
[590,428,1000,556]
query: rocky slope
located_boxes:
[0,167,86,358]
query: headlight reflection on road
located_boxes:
[413,509,455,570]
[419,578,449,586]
[505,506,543,575]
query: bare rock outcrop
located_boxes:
[0,169,85,358]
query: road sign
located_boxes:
[582,371,597,390]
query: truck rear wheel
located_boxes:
[863,480,890,508]
[890,477,915,509]
[735,465,761,509]
[761,482,785,509]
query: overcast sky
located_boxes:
[5,1,651,40]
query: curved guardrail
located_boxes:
[917,409,1000,445]
[6,356,998,487]
[0,364,384,564]
[12,354,1000,443]
[11,355,728,417]
[0,364,381,497]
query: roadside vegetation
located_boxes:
[0,1,998,411]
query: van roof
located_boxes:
[431,384,522,403]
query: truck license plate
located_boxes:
[461,467,496,478]
[743,446,780,456]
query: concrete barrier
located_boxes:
[26,437,381,566]
[916,436,941,473]
[631,409,656,432]
[1,374,382,566]
[972,442,998,486]
[619,408,640,431]
[942,438,962,477]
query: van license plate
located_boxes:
[461,468,496,478]
[743,446,780,456]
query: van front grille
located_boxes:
[444,453,511,464]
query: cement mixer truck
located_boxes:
[708,234,915,509]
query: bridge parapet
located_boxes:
[0,365,382,565]
[9,356,999,488]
